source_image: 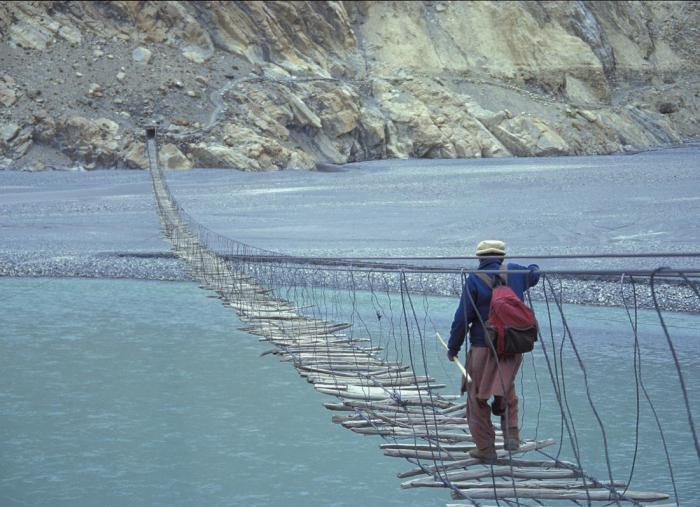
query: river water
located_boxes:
[1,277,699,506]
[1,146,700,505]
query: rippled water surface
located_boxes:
[1,277,699,505]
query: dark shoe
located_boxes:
[469,445,497,464]
[491,396,505,416]
[503,427,520,451]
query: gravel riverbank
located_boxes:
[2,147,698,314]
[2,251,697,314]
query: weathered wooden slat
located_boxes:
[316,384,446,395]
[334,413,463,427]
[313,380,447,393]
[240,313,302,320]
[346,420,468,433]
[385,449,476,460]
[342,398,457,410]
[267,340,361,348]
[448,487,668,501]
[281,354,382,362]
[353,427,475,442]
[245,325,350,335]
[288,352,382,360]
[293,356,397,363]
[298,365,406,377]
[284,346,383,353]
[379,442,475,452]
[323,401,443,414]
[306,374,434,386]
[316,387,434,400]
[451,479,627,490]
[396,439,557,478]
[296,362,401,371]
[403,461,584,489]
[440,402,467,415]
[272,322,352,331]
[299,364,410,373]
[295,362,404,371]
[402,468,579,488]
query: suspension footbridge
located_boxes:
[146,127,698,505]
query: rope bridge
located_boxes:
[146,127,698,506]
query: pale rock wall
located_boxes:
[0,1,697,171]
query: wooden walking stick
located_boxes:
[436,332,471,383]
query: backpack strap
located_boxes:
[498,261,508,286]
[475,272,493,288]
[475,262,508,288]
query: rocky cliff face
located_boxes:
[1,1,698,170]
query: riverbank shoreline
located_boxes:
[2,251,697,314]
[2,145,698,314]
[4,138,700,173]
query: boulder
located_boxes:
[8,21,53,50]
[58,24,82,45]
[312,132,350,164]
[188,143,261,170]
[309,86,361,138]
[222,123,291,170]
[0,75,18,107]
[132,47,152,64]
[286,93,322,129]
[490,115,570,156]
[657,101,680,114]
[87,83,103,97]
[357,106,387,158]
[1,125,33,159]
[577,109,599,123]
[384,120,411,159]
[287,149,317,170]
[183,48,207,63]
[122,141,149,169]
[160,143,192,170]
[58,116,122,167]
[123,141,191,170]
[1,123,20,145]
[32,110,56,142]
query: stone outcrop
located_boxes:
[56,116,122,169]
[123,141,191,170]
[489,116,570,157]
[0,74,18,107]
[159,143,192,170]
[0,1,697,170]
[188,143,261,171]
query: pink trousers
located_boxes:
[465,346,522,449]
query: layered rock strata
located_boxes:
[0,1,698,170]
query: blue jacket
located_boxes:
[448,259,540,355]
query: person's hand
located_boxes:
[447,352,456,362]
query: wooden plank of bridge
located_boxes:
[448,487,668,501]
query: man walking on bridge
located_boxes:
[447,240,540,463]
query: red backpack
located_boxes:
[476,264,538,355]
